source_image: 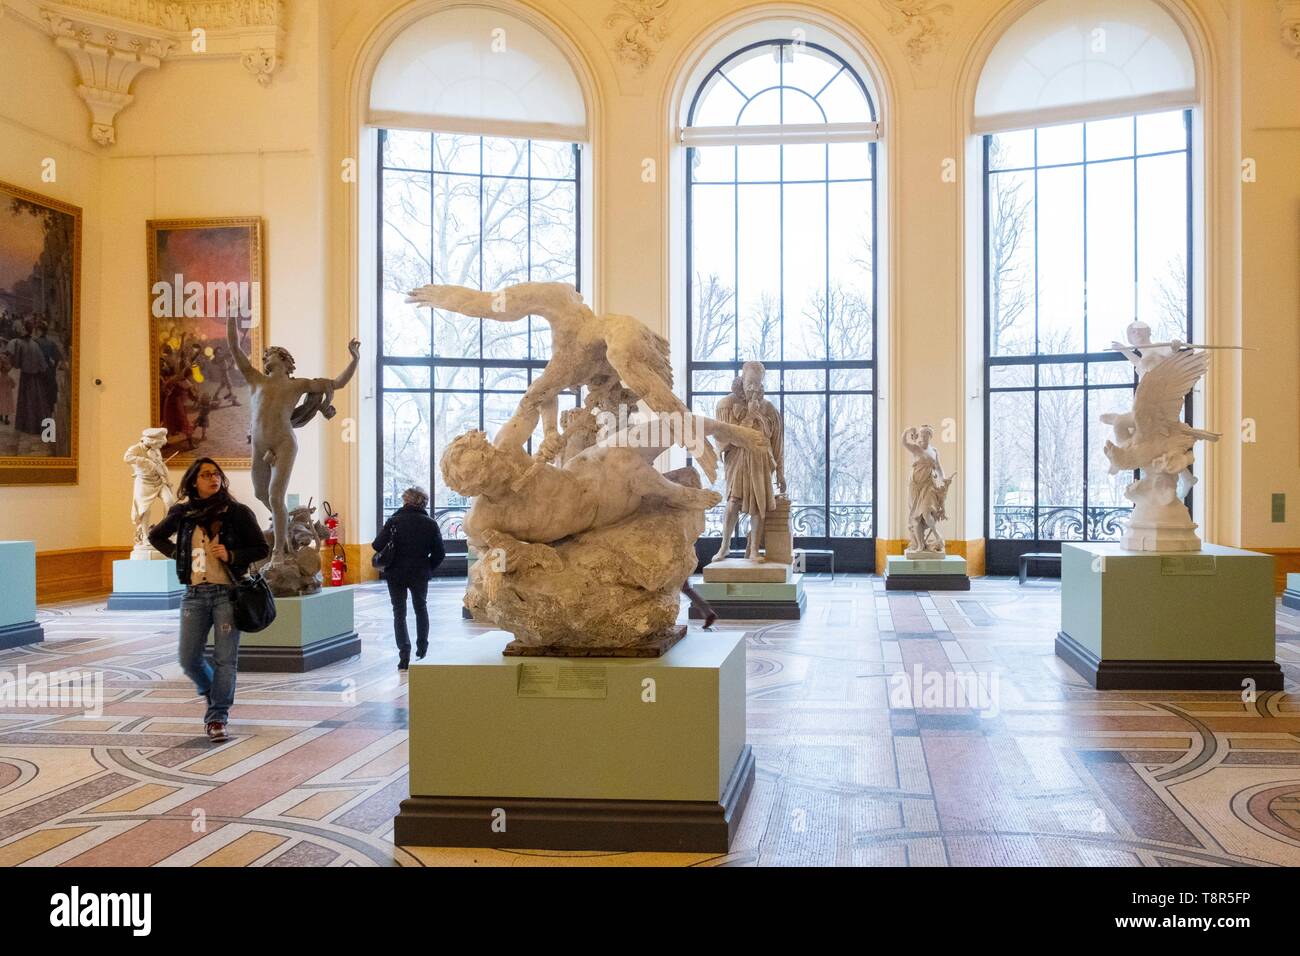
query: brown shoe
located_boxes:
[206,722,229,742]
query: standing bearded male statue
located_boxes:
[711,361,786,562]
[226,315,360,564]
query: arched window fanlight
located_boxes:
[369,6,587,142]
[974,0,1196,134]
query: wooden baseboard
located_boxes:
[875,538,985,577]
[1249,547,1300,595]
[36,547,130,603]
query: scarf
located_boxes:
[184,488,232,536]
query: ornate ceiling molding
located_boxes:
[1,0,286,145]
[605,0,671,74]
[879,0,953,67]
[1279,0,1300,60]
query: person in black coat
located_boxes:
[372,486,445,669]
[149,457,270,742]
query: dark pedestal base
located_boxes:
[689,593,806,620]
[1283,588,1300,611]
[205,630,361,673]
[461,606,472,620]
[885,574,971,591]
[107,589,184,611]
[0,621,44,650]
[394,745,754,853]
[1056,631,1283,691]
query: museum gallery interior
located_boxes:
[0,0,1298,871]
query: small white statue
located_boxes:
[125,427,175,558]
[1102,320,1221,551]
[711,362,787,563]
[903,425,954,558]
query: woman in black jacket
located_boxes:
[372,486,445,669]
[149,457,270,742]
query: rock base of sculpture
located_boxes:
[257,551,324,598]
[702,558,792,584]
[688,574,806,620]
[1283,573,1300,612]
[465,510,701,655]
[1057,542,1281,690]
[884,554,970,591]
[0,541,43,649]
[394,630,752,852]
[205,587,358,672]
[107,558,184,610]
[503,625,686,658]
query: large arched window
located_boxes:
[685,37,878,566]
[976,0,1199,573]
[369,7,589,537]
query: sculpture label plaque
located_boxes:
[1160,555,1217,576]
[517,663,608,699]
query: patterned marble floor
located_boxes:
[2,575,1299,867]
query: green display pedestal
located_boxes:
[0,541,43,650]
[884,554,971,591]
[1057,543,1281,690]
[205,587,359,672]
[394,631,753,852]
[1283,573,1300,612]
[688,574,805,619]
[107,558,183,610]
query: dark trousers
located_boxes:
[386,577,429,653]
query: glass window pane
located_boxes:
[989,391,1035,539]
[431,172,480,290]
[1136,152,1188,343]
[1039,362,1082,387]
[785,47,840,96]
[434,364,477,390]
[783,181,827,360]
[830,367,872,391]
[1136,110,1186,155]
[828,141,871,181]
[692,73,746,126]
[383,129,431,170]
[816,69,872,123]
[383,391,430,518]
[1085,116,1134,162]
[1036,123,1082,165]
[432,132,479,175]
[1085,159,1136,352]
[692,368,734,393]
[1037,164,1084,353]
[784,369,825,391]
[988,170,1035,356]
[828,180,873,360]
[783,142,826,182]
[1037,389,1084,540]
[737,183,780,361]
[483,366,528,392]
[384,365,430,389]
[530,140,575,180]
[692,145,734,183]
[782,393,827,536]
[724,48,780,99]
[782,88,825,125]
[989,364,1033,388]
[830,393,873,537]
[482,136,528,177]
[989,128,1033,170]
[1087,387,1135,540]
[737,143,779,181]
[382,170,432,357]
[433,390,479,521]
[739,87,781,126]
[691,184,736,362]
[530,178,576,285]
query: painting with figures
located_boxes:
[0,181,80,485]
[147,217,264,469]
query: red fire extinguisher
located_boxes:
[323,501,346,587]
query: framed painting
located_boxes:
[147,217,264,470]
[0,180,81,485]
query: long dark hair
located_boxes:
[178,457,235,529]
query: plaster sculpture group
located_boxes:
[125,426,176,558]
[409,281,767,655]
[902,424,955,559]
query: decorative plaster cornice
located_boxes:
[605,0,671,73]
[1279,0,1300,60]
[879,0,952,67]
[1,0,286,145]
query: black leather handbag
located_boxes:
[231,571,277,633]
[372,525,397,571]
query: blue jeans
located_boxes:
[178,583,240,724]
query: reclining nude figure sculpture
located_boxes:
[226,315,360,593]
[419,282,766,655]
